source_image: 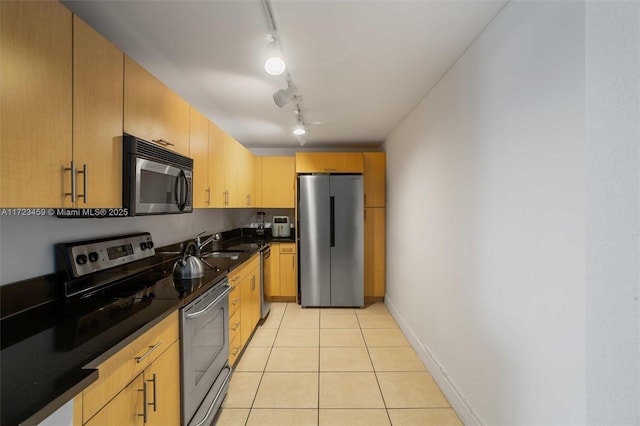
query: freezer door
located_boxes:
[330,175,364,307]
[299,175,331,307]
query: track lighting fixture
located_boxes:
[273,80,296,107]
[264,41,286,76]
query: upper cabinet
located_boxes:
[208,121,227,208]
[190,107,210,208]
[295,152,364,173]
[236,143,256,207]
[363,152,386,207]
[124,56,190,156]
[1,1,73,208]
[73,16,123,208]
[262,157,295,208]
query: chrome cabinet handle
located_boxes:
[251,275,255,291]
[185,285,232,319]
[77,164,87,203]
[151,138,175,147]
[231,298,240,306]
[147,373,157,412]
[206,187,211,206]
[135,342,161,364]
[138,381,148,423]
[231,322,240,331]
[64,161,76,202]
[231,346,241,356]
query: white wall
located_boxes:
[0,208,255,285]
[385,2,589,424]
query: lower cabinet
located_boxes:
[75,312,179,425]
[227,254,260,366]
[364,207,386,299]
[266,243,297,301]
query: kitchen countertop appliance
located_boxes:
[272,216,291,238]
[55,232,232,426]
[298,175,364,307]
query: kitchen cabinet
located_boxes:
[227,254,260,363]
[240,264,261,347]
[266,243,297,300]
[254,157,263,207]
[124,56,190,156]
[236,143,257,207]
[261,157,295,208]
[208,122,226,208]
[363,152,386,207]
[1,1,72,208]
[364,208,386,299]
[77,312,179,424]
[190,107,210,208]
[295,152,364,173]
[73,15,123,208]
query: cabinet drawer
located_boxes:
[229,307,241,344]
[82,311,179,422]
[228,283,241,316]
[279,243,296,254]
[229,335,242,367]
[228,253,260,285]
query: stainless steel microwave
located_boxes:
[123,134,193,215]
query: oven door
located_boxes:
[181,280,232,426]
[135,157,193,214]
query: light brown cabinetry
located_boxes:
[266,243,297,301]
[364,208,386,299]
[227,254,260,364]
[261,157,295,208]
[124,56,190,156]
[77,312,180,425]
[73,15,123,208]
[295,152,364,173]
[190,107,210,208]
[208,122,226,208]
[236,144,257,207]
[1,1,72,208]
[363,152,386,207]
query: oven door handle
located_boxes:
[185,284,232,319]
[191,365,233,426]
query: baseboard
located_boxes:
[385,296,484,426]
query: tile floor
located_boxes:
[215,302,462,426]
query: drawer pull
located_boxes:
[231,346,241,356]
[135,342,161,364]
[231,298,240,306]
[281,248,293,252]
[151,138,175,147]
[231,322,240,331]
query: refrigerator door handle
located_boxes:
[330,196,335,247]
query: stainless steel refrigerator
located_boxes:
[298,174,364,307]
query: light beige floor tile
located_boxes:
[274,328,319,347]
[285,302,304,312]
[319,372,385,408]
[362,329,410,347]
[320,347,373,372]
[214,408,250,426]
[377,372,450,408]
[265,347,319,372]
[387,408,463,425]
[280,310,320,329]
[253,372,319,408]
[249,328,278,347]
[269,302,288,313]
[221,372,262,408]
[320,307,356,315]
[246,409,318,426]
[320,328,365,347]
[368,347,426,371]
[357,314,399,329]
[319,409,391,426]
[234,347,271,372]
[260,311,284,329]
[356,303,390,315]
[321,313,360,329]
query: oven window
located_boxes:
[140,169,174,204]
[187,305,225,386]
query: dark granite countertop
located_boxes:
[0,231,271,425]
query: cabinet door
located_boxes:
[146,341,180,426]
[261,157,295,208]
[223,135,239,207]
[73,15,123,208]
[250,268,261,328]
[279,253,297,298]
[254,157,263,207]
[236,144,256,207]
[364,208,386,298]
[1,1,72,208]
[208,122,226,208]
[266,244,280,297]
[124,56,190,156]
[240,275,252,348]
[363,153,386,207]
[84,375,144,426]
[190,107,210,208]
[295,153,364,173]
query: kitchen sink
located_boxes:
[200,250,245,259]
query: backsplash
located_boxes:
[0,208,255,285]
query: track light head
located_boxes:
[273,84,296,107]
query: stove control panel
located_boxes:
[57,233,156,278]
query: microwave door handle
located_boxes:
[174,170,188,211]
[181,172,190,210]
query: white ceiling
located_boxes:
[63,0,506,149]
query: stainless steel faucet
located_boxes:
[195,231,221,255]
